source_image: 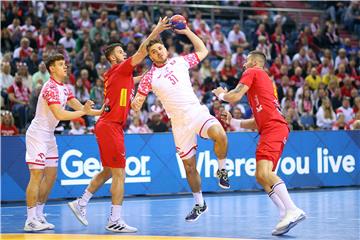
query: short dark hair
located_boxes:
[146,39,164,52]
[104,43,123,61]
[248,50,266,63]
[45,53,64,72]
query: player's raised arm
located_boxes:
[131,17,171,66]
[174,26,209,61]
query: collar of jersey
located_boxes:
[50,76,64,85]
[154,61,168,68]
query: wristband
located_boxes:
[230,118,242,128]
[218,92,225,101]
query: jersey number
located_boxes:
[168,74,179,85]
[119,88,127,107]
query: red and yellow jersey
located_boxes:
[99,57,134,126]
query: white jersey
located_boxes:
[28,77,74,133]
[138,53,201,119]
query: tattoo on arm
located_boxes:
[232,83,245,94]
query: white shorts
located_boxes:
[25,128,59,169]
[171,105,221,159]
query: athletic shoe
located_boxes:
[272,208,306,236]
[38,215,55,230]
[105,219,138,233]
[216,169,230,189]
[185,201,208,222]
[68,200,88,226]
[24,217,49,232]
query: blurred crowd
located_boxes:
[1,1,360,136]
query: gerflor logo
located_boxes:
[60,149,151,186]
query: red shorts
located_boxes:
[95,121,126,168]
[256,123,289,171]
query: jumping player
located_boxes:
[213,50,306,236]
[131,26,229,222]
[24,53,103,232]
[68,17,171,233]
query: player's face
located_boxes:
[112,46,127,64]
[148,43,168,65]
[243,55,255,70]
[50,60,67,80]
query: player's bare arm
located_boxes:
[212,83,249,103]
[131,17,172,66]
[49,104,85,121]
[175,27,209,61]
[221,111,258,130]
[131,93,146,112]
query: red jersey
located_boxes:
[240,67,287,132]
[0,124,19,136]
[99,58,134,126]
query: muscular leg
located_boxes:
[255,160,281,193]
[182,156,201,193]
[26,169,44,209]
[38,167,57,204]
[110,167,125,205]
[206,124,228,162]
[87,167,112,194]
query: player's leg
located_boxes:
[37,139,59,229]
[24,133,49,231]
[205,122,229,189]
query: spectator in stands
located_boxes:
[13,37,33,61]
[336,97,354,124]
[37,27,54,51]
[310,16,320,35]
[220,57,237,90]
[127,116,152,134]
[21,16,37,37]
[193,11,210,32]
[199,59,211,82]
[90,19,109,43]
[290,66,304,88]
[1,29,14,54]
[332,112,350,130]
[285,107,303,131]
[131,10,149,34]
[297,88,314,116]
[316,97,336,129]
[7,18,22,44]
[323,21,340,49]
[255,35,271,61]
[349,112,360,129]
[331,87,343,110]
[336,63,349,82]
[341,77,355,97]
[95,55,109,77]
[31,61,49,88]
[0,111,19,136]
[77,8,93,30]
[90,78,104,109]
[116,11,131,34]
[317,57,332,77]
[211,23,227,43]
[1,61,14,104]
[74,78,90,104]
[231,46,246,71]
[227,23,249,49]
[7,74,31,131]
[292,47,309,67]
[17,62,32,92]
[350,88,359,106]
[59,29,76,53]
[255,23,270,44]
[327,78,339,97]
[335,48,349,70]
[344,1,360,36]
[306,67,322,90]
[148,112,168,132]
[213,35,231,60]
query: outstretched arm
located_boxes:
[221,111,258,130]
[174,26,209,61]
[212,83,249,103]
[131,17,171,66]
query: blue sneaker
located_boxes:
[185,202,208,222]
[217,169,230,189]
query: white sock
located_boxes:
[193,192,204,207]
[272,181,297,211]
[268,191,286,219]
[27,206,37,220]
[36,203,45,218]
[78,190,93,206]
[218,159,226,170]
[110,205,122,222]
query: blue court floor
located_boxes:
[1,188,359,240]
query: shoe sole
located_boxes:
[272,214,306,236]
[68,202,88,226]
[24,225,49,232]
[185,207,208,222]
[105,226,138,233]
[218,183,230,189]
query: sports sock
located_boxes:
[193,192,204,207]
[27,206,37,220]
[268,191,286,218]
[218,159,226,170]
[78,189,93,206]
[36,202,45,218]
[109,205,122,222]
[271,181,297,211]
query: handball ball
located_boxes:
[170,15,187,30]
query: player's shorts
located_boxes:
[25,128,59,170]
[171,105,221,159]
[95,120,126,168]
[256,122,289,171]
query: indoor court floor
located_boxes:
[1,188,359,240]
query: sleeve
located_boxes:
[66,86,75,101]
[240,68,256,88]
[182,53,201,69]
[42,86,61,105]
[116,57,134,75]
[7,86,14,94]
[137,69,153,96]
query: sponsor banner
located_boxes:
[1,131,359,201]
